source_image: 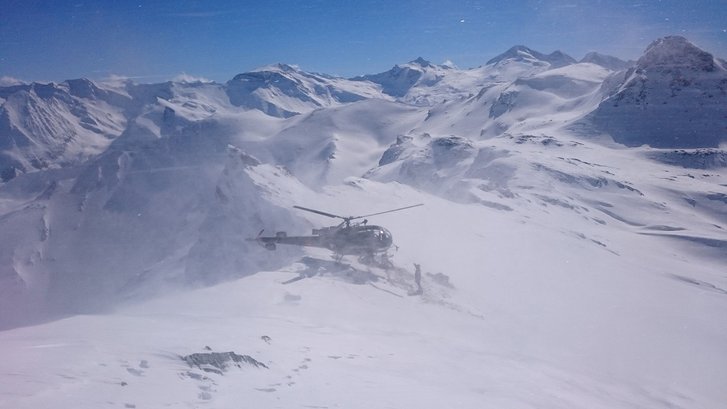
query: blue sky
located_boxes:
[2,0,726,82]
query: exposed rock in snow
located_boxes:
[646,148,727,169]
[182,351,268,374]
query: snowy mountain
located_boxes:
[588,36,727,148]
[351,57,467,105]
[0,66,387,179]
[0,78,232,178]
[1,36,726,409]
[226,63,388,118]
[0,79,128,179]
[355,48,583,107]
[413,61,613,139]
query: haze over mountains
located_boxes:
[1,36,726,408]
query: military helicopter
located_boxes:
[249,204,423,264]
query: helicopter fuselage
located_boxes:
[252,224,393,256]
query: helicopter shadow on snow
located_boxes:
[281,256,476,309]
[281,256,381,286]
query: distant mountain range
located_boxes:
[2,36,725,181]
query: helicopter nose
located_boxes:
[381,229,393,247]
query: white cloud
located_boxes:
[172,73,214,84]
[0,76,25,86]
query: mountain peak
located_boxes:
[590,36,727,148]
[65,78,101,98]
[253,63,300,73]
[546,50,578,68]
[487,45,576,68]
[410,57,433,67]
[637,36,718,72]
[487,45,539,65]
[351,58,438,98]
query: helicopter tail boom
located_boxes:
[248,232,330,251]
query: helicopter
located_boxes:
[248,203,423,265]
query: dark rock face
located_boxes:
[580,52,632,71]
[182,351,268,375]
[646,149,727,169]
[637,36,718,73]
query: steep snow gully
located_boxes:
[1,36,726,408]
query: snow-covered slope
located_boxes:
[367,131,726,247]
[1,177,725,408]
[415,62,612,139]
[261,99,426,186]
[588,36,727,148]
[0,137,309,328]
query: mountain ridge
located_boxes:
[486,45,577,68]
[2,36,726,183]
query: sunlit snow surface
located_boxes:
[2,171,725,408]
[1,37,726,408]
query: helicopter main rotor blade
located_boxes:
[293,205,346,220]
[351,203,424,220]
